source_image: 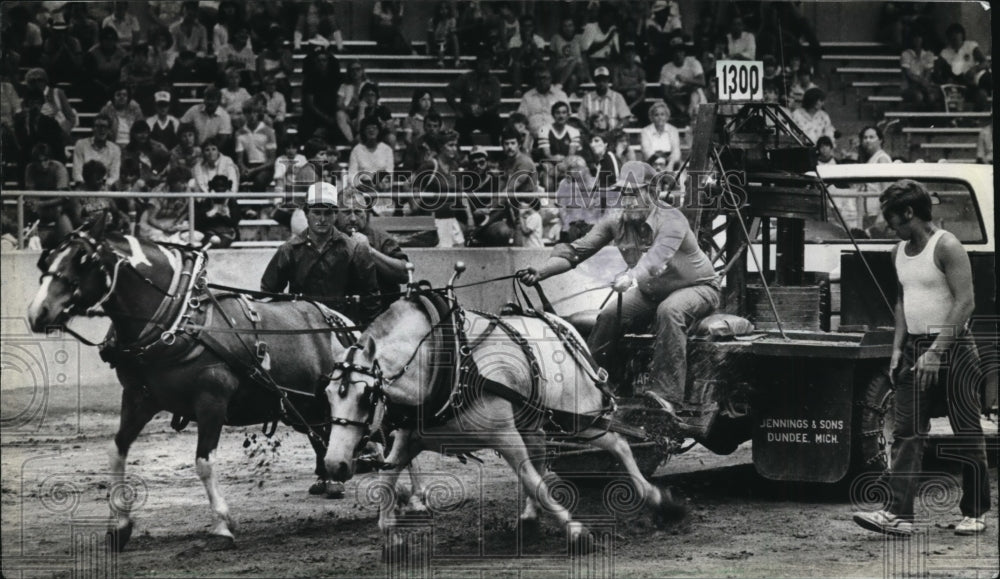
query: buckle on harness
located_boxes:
[161,331,176,346]
[256,342,271,370]
[248,306,261,324]
[596,367,609,384]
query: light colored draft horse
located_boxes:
[323,271,685,551]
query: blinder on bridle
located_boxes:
[38,232,115,318]
[327,343,386,436]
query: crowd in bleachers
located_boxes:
[0,1,992,250]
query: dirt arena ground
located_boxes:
[2,382,997,579]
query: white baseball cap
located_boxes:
[306,182,338,208]
[593,66,611,78]
[154,91,171,103]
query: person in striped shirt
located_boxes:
[577,66,634,130]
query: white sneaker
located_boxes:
[853,510,914,536]
[953,516,986,536]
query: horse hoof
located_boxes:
[308,479,327,495]
[204,534,236,551]
[107,521,134,552]
[325,480,345,499]
[654,487,687,527]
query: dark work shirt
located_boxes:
[261,229,381,323]
[360,223,408,310]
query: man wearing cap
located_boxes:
[261,182,381,324]
[659,37,705,126]
[335,189,409,312]
[148,91,181,150]
[577,67,634,130]
[519,161,720,430]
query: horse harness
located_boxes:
[60,236,356,446]
[331,285,651,447]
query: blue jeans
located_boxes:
[586,284,720,405]
[887,333,991,519]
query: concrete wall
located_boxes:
[1,247,626,391]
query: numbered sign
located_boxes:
[716,60,764,101]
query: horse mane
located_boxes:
[361,298,424,343]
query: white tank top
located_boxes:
[896,229,951,335]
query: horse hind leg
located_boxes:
[585,431,686,526]
[108,384,159,551]
[496,432,595,553]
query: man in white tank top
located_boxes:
[853,180,989,537]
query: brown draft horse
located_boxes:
[27,217,360,550]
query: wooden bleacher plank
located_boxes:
[852,81,897,88]
[867,95,902,103]
[230,240,283,248]
[823,54,898,62]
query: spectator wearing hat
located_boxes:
[169,1,208,57]
[193,135,239,193]
[517,66,570,136]
[85,25,128,108]
[234,102,276,192]
[103,2,143,48]
[147,91,180,150]
[658,36,705,126]
[577,67,634,130]
[347,116,395,194]
[180,86,233,149]
[23,68,78,139]
[724,15,755,61]
[519,161,720,432]
[261,181,381,322]
[72,113,121,186]
[40,12,84,85]
[99,83,146,146]
[335,189,409,312]
[446,51,504,145]
[194,174,242,248]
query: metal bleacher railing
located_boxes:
[1,189,553,250]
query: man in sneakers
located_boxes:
[853,180,990,538]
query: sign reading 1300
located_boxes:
[716,60,764,101]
